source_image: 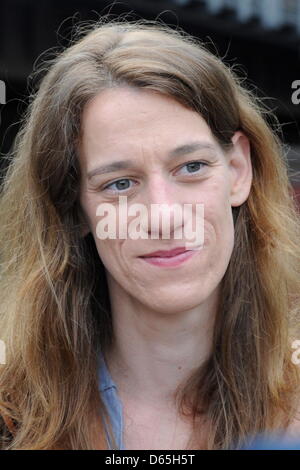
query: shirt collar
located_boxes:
[98,350,118,392]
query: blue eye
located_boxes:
[102,161,207,193]
[178,161,207,175]
[104,178,133,192]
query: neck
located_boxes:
[103,278,220,407]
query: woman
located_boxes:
[0,17,299,450]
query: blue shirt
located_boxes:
[242,432,300,450]
[98,351,126,450]
[98,353,300,450]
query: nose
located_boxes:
[140,174,184,240]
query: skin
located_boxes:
[78,86,253,447]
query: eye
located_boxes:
[176,161,207,175]
[103,178,135,193]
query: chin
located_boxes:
[142,289,210,315]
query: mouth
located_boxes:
[141,246,192,257]
[139,246,197,267]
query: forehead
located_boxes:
[79,87,222,180]
[79,87,216,158]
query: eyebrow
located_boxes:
[87,141,217,180]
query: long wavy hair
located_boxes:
[0,16,300,450]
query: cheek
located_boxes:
[93,237,118,266]
[93,236,133,281]
[79,193,97,232]
[202,183,235,257]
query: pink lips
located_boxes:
[139,246,196,267]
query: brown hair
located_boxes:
[0,16,299,449]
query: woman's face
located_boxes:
[78,87,252,313]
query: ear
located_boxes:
[78,205,91,238]
[228,131,252,207]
